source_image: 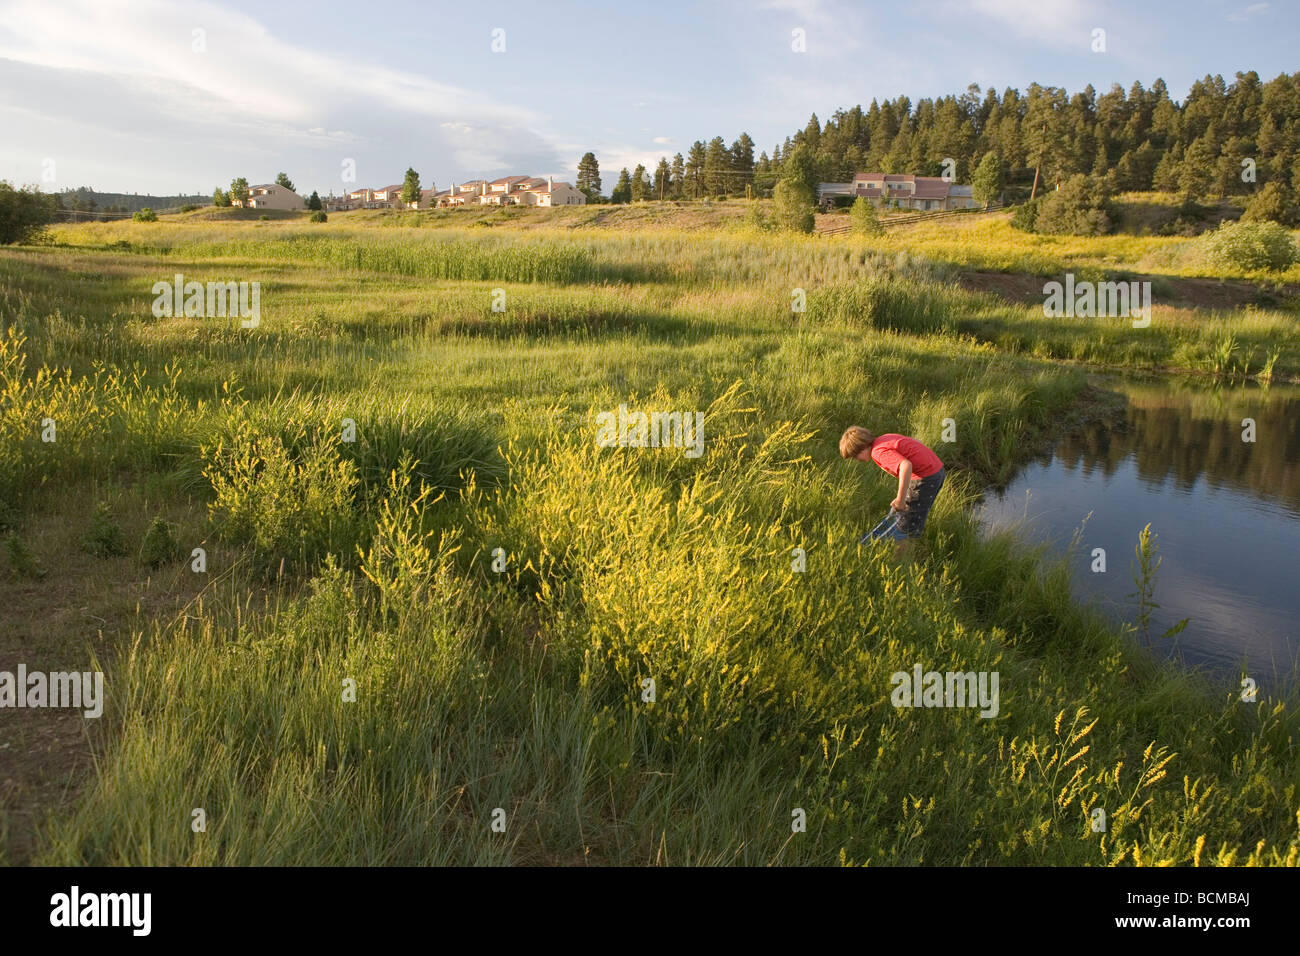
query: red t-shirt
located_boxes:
[870,434,944,478]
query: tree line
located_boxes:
[576,71,1300,223]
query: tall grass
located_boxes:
[4,215,1299,866]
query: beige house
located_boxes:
[522,178,585,206]
[343,184,422,209]
[238,183,304,210]
[817,173,978,211]
[414,175,588,208]
[368,185,404,208]
[427,181,487,206]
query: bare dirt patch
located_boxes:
[1,484,212,863]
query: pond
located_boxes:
[981,375,1300,692]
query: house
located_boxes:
[520,177,585,206]
[418,175,587,208]
[368,185,405,208]
[817,173,979,212]
[430,181,487,206]
[489,175,530,196]
[237,183,304,210]
[343,184,422,209]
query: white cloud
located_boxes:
[652,136,672,144]
[1226,3,1269,21]
[754,0,861,55]
[965,0,1094,45]
[0,0,570,191]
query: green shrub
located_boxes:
[772,179,815,234]
[1198,219,1297,272]
[132,208,158,222]
[849,196,883,236]
[309,210,328,223]
[6,533,46,578]
[742,203,771,232]
[1020,174,1114,236]
[83,501,129,557]
[1241,181,1297,227]
[1010,198,1039,232]
[0,181,57,244]
[139,517,179,568]
[204,426,361,575]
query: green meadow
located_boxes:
[1,209,1297,865]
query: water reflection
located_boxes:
[983,377,1300,688]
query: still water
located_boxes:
[982,376,1300,690]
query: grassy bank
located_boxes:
[2,215,1297,865]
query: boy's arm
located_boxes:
[892,458,913,511]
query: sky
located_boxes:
[1,0,1296,197]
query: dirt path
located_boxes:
[1,488,210,863]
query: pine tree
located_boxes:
[704,137,731,196]
[781,143,817,194]
[685,141,706,198]
[611,168,632,204]
[577,152,602,198]
[631,164,649,201]
[731,133,755,193]
[307,190,322,211]
[971,151,1004,206]
[669,153,685,198]
[653,158,670,199]
[803,113,821,151]
[275,172,295,191]
[400,167,421,206]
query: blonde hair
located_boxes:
[839,426,875,459]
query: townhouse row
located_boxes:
[232,176,587,213]
[326,175,586,211]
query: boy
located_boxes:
[839,426,946,545]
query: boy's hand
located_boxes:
[891,497,908,512]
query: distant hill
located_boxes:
[57,186,210,215]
